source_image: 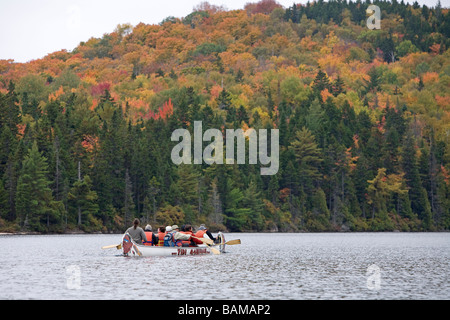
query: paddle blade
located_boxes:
[225,239,241,246]
[210,247,221,255]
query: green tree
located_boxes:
[241,179,265,230]
[0,81,21,134]
[367,168,408,230]
[396,40,418,57]
[289,127,323,192]
[306,187,331,231]
[224,185,251,232]
[332,75,346,97]
[16,142,55,232]
[68,175,99,228]
[312,68,331,94]
[0,180,8,220]
[402,131,432,229]
[364,67,381,93]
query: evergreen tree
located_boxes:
[332,75,345,97]
[289,127,323,194]
[312,68,331,94]
[68,175,99,228]
[0,81,21,135]
[0,180,8,220]
[402,131,432,229]
[16,142,55,232]
[241,179,264,230]
[224,183,251,232]
[364,67,381,93]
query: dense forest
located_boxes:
[0,0,449,233]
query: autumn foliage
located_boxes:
[0,0,449,233]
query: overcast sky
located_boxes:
[0,0,447,63]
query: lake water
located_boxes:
[0,233,449,300]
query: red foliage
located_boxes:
[91,82,111,97]
[245,0,282,15]
[143,98,174,121]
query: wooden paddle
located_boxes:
[102,243,122,250]
[225,239,241,245]
[191,236,214,246]
[190,236,221,254]
[209,246,221,255]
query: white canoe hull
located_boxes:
[122,232,226,257]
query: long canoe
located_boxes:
[122,232,226,257]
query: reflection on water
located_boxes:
[0,233,449,300]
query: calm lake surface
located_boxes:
[0,233,449,300]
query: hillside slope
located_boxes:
[0,0,449,233]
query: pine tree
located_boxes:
[122,168,135,227]
[402,131,432,229]
[308,187,331,230]
[0,180,8,220]
[217,89,232,110]
[16,141,54,232]
[289,127,323,192]
[364,67,381,93]
[0,81,21,135]
[224,183,251,232]
[312,68,331,94]
[68,175,99,228]
[242,179,264,230]
[332,75,345,97]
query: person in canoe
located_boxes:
[156,226,166,246]
[125,218,147,245]
[179,224,204,247]
[195,224,217,243]
[165,225,203,247]
[143,224,158,246]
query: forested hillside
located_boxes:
[0,0,449,233]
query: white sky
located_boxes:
[0,0,448,63]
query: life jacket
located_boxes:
[143,231,153,246]
[157,232,165,246]
[164,232,175,247]
[180,231,193,246]
[195,230,207,238]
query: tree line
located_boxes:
[1,76,448,233]
[0,0,449,233]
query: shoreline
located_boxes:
[1,230,449,236]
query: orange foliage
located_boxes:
[81,135,99,153]
[210,85,223,100]
[49,86,64,102]
[435,95,450,108]
[353,134,360,149]
[90,99,98,111]
[320,88,332,103]
[422,72,439,84]
[429,44,441,55]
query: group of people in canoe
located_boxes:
[125,218,217,247]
